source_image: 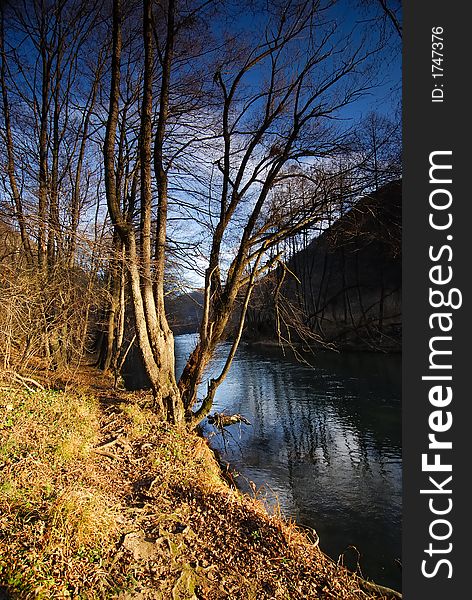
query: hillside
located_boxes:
[245,181,402,351]
[166,290,204,335]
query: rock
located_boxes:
[122,532,156,561]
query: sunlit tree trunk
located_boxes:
[104,0,183,422]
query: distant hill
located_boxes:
[166,290,204,335]
[245,180,402,351]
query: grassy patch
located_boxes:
[0,388,120,598]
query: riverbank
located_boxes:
[0,366,401,599]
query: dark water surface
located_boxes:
[174,334,402,591]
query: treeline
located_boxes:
[0,0,401,425]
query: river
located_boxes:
[126,333,402,591]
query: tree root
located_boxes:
[207,412,251,428]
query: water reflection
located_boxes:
[174,334,402,591]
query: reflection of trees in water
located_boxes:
[215,351,401,537]
[278,396,333,468]
[244,358,398,473]
[178,337,401,496]
[243,361,402,585]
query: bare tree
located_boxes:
[1,0,397,421]
[0,0,109,369]
[101,0,390,426]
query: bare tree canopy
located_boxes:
[0,0,401,425]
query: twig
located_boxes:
[92,449,122,460]
[95,435,121,450]
[6,372,45,392]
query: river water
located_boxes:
[174,334,402,591]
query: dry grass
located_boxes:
[0,369,401,599]
[0,387,123,598]
[121,429,398,599]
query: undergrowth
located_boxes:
[0,387,120,599]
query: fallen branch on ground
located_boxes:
[1,371,45,392]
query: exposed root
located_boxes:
[207,411,251,428]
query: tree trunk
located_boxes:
[103,0,184,424]
[102,245,120,372]
[127,234,183,422]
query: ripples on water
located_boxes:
[174,334,402,591]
